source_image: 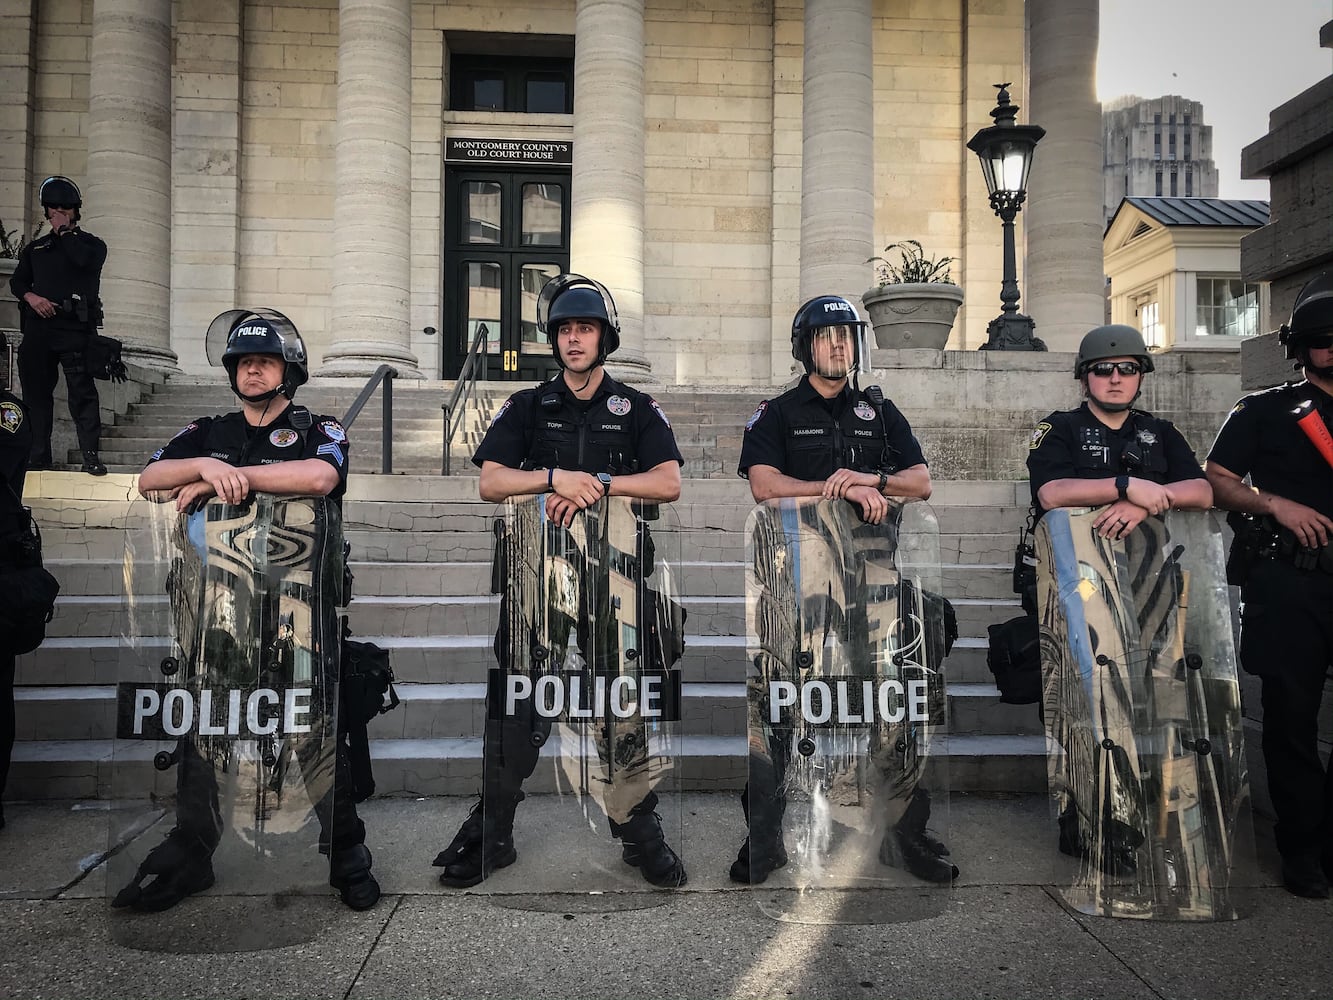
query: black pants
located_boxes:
[0,651,13,815]
[173,728,366,856]
[17,332,101,462]
[1240,560,1333,859]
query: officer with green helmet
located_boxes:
[1026,324,1213,870]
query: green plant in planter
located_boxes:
[0,219,45,260]
[868,240,956,286]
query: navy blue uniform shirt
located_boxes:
[738,376,925,481]
[473,373,682,475]
[145,407,350,500]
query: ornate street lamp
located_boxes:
[967,83,1047,351]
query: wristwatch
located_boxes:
[1115,474,1129,502]
[597,472,612,497]
[546,467,555,493]
[876,471,889,494]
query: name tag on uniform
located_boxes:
[790,428,826,438]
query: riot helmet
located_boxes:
[1074,324,1153,413]
[1074,324,1155,378]
[1278,273,1333,377]
[205,308,309,402]
[791,295,870,379]
[39,175,82,222]
[537,274,620,368]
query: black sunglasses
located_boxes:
[1088,361,1142,378]
[48,204,77,211]
[1303,334,1333,350]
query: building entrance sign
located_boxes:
[446,137,573,166]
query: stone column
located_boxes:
[86,0,176,369]
[0,0,38,243]
[1025,0,1104,352]
[570,0,651,381]
[171,0,244,374]
[798,0,873,303]
[319,0,421,377]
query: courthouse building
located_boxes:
[0,0,1107,385]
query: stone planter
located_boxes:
[862,282,964,350]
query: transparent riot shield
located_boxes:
[1036,508,1257,920]
[744,498,951,923]
[109,496,346,950]
[470,495,684,904]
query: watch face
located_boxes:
[597,473,612,485]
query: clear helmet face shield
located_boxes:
[206,308,308,369]
[536,274,620,339]
[806,323,870,381]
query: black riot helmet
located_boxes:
[1278,273,1333,376]
[39,175,82,222]
[537,274,621,368]
[205,308,309,402]
[790,295,870,378]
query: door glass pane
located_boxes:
[520,264,561,352]
[521,184,563,247]
[525,74,567,114]
[465,182,502,245]
[465,262,502,355]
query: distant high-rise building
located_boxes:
[1102,95,1219,227]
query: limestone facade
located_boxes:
[3,0,1108,384]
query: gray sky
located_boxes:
[1098,0,1332,199]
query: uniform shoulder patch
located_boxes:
[318,419,347,443]
[745,401,769,432]
[1029,421,1053,450]
[489,398,513,427]
[649,399,671,427]
[0,401,23,433]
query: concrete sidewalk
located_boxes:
[0,793,1329,1000]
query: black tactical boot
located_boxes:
[438,794,521,888]
[80,450,107,476]
[615,808,688,888]
[1058,808,1138,877]
[432,796,484,869]
[1281,852,1331,900]
[728,788,788,884]
[880,827,959,884]
[111,828,216,912]
[729,834,788,885]
[329,844,381,910]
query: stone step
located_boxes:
[17,633,1007,691]
[4,732,1048,800]
[47,557,1019,601]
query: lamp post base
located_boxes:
[979,312,1047,351]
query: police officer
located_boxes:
[432,273,688,889]
[735,294,955,884]
[0,362,32,831]
[9,176,108,475]
[1205,275,1333,899]
[121,309,380,911]
[1027,323,1212,870]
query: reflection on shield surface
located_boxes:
[109,496,346,951]
[1037,508,1258,920]
[478,496,684,903]
[744,498,950,924]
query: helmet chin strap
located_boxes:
[229,362,291,404]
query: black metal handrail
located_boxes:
[441,327,489,475]
[340,364,398,474]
